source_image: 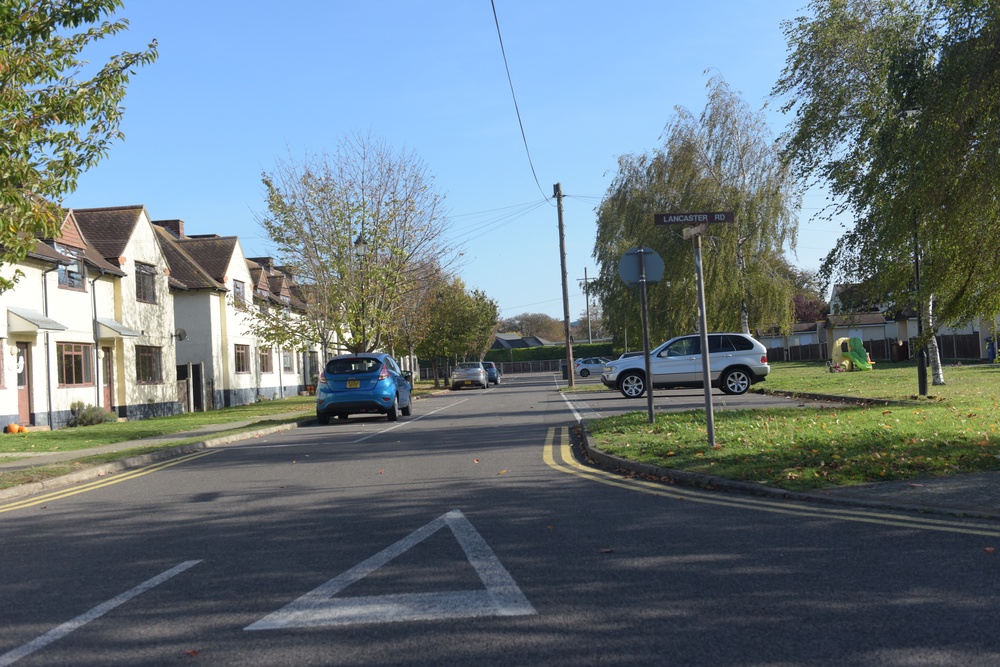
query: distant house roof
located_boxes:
[71,205,149,261]
[826,312,887,328]
[32,210,126,277]
[758,321,823,337]
[152,225,225,292]
[172,236,239,284]
[490,333,558,349]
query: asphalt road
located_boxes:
[2,373,1000,666]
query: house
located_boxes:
[152,222,326,408]
[757,321,827,362]
[71,206,180,421]
[490,334,555,350]
[827,283,988,361]
[150,223,264,407]
[246,256,324,398]
[0,207,177,429]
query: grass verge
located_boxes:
[586,361,1000,492]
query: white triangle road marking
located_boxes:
[245,509,535,629]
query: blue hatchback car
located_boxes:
[482,361,501,385]
[316,353,412,424]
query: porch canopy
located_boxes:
[95,317,140,339]
[7,307,67,333]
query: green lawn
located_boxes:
[587,360,1000,492]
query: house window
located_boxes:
[135,262,157,303]
[233,280,246,305]
[235,344,251,373]
[282,350,294,373]
[57,342,94,386]
[55,246,86,291]
[135,346,162,384]
[259,347,273,373]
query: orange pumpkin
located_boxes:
[5,424,19,434]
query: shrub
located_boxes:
[68,401,116,427]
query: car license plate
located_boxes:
[464,381,472,385]
[347,380,360,389]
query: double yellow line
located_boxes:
[543,427,1000,538]
[0,450,218,514]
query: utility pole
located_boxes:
[578,267,593,343]
[555,183,574,387]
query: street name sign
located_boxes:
[654,211,734,225]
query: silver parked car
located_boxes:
[451,361,488,390]
[601,333,770,397]
[575,356,610,377]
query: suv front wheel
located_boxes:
[720,367,752,395]
[618,371,646,398]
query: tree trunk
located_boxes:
[925,294,946,386]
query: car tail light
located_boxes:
[319,370,328,385]
[761,354,768,364]
[378,364,390,381]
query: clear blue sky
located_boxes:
[69,0,837,321]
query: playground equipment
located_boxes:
[831,336,873,371]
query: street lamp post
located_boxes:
[904,109,928,397]
[354,232,368,352]
[913,214,928,396]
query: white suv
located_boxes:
[601,333,770,398]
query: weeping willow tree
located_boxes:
[594,76,799,348]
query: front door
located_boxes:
[102,346,113,413]
[16,342,31,425]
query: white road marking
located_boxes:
[0,560,201,666]
[245,509,535,629]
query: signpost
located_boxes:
[654,211,735,447]
[617,247,663,424]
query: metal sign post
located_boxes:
[618,247,664,424]
[655,211,735,449]
[691,231,716,447]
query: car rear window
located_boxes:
[326,357,381,374]
[725,335,754,351]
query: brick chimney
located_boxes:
[154,219,185,239]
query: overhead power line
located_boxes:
[490,0,551,203]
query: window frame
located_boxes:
[259,347,273,374]
[135,262,157,304]
[55,245,86,292]
[235,344,251,374]
[135,345,163,384]
[233,279,246,305]
[57,342,94,386]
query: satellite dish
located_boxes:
[174,328,188,341]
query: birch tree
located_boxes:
[773,0,1000,385]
